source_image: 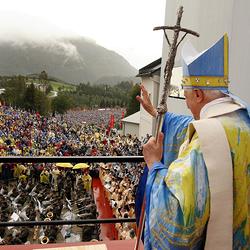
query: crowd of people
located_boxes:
[0,105,144,245]
[100,162,143,240]
[0,106,140,158]
[0,164,99,245]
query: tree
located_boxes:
[100,98,105,108]
[35,90,51,115]
[126,83,141,116]
[45,83,53,95]
[51,94,72,115]
[39,70,49,92]
[169,84,181,96]
[23,83,36,111]
[2,75,26,107]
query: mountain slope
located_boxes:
[0,37,137,84]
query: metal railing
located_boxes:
[0,218,136,227]
[0,155,144,227]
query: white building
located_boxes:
[161,0,250,105]
[122,111,140,137]
[136,58,161,139]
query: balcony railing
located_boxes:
[0,218,136,227]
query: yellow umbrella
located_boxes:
[56,162,73,168]
[73,163,90,170]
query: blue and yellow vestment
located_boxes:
[141,108,250,250]
[136,34,250,249]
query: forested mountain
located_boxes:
[0,37,137,84]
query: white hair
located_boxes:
[202,89,226,101]
[184,88,226,101]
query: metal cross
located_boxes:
[154,5,199,114]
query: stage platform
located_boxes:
[0,240,141,250]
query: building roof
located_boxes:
[122,111,140,124]
[136,58,162,77]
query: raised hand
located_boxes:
[136,84,157,117]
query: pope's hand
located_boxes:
[143,132,164,169]
[136,84,157,117]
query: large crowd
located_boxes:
[100,162,140,240]
[0,105,144,245]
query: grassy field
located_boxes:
[49,80,76,91]
[27,77,77,92]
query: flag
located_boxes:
[120,111,124,129]
[109,114,115,129]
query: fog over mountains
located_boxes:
[0,13,138,84]
[0,37,138,84]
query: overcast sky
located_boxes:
[0,0,166,69]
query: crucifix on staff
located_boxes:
[134,6,199,250]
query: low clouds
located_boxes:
[0,11,87,62]
[0,11,76,42]
[0,0,166,69]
